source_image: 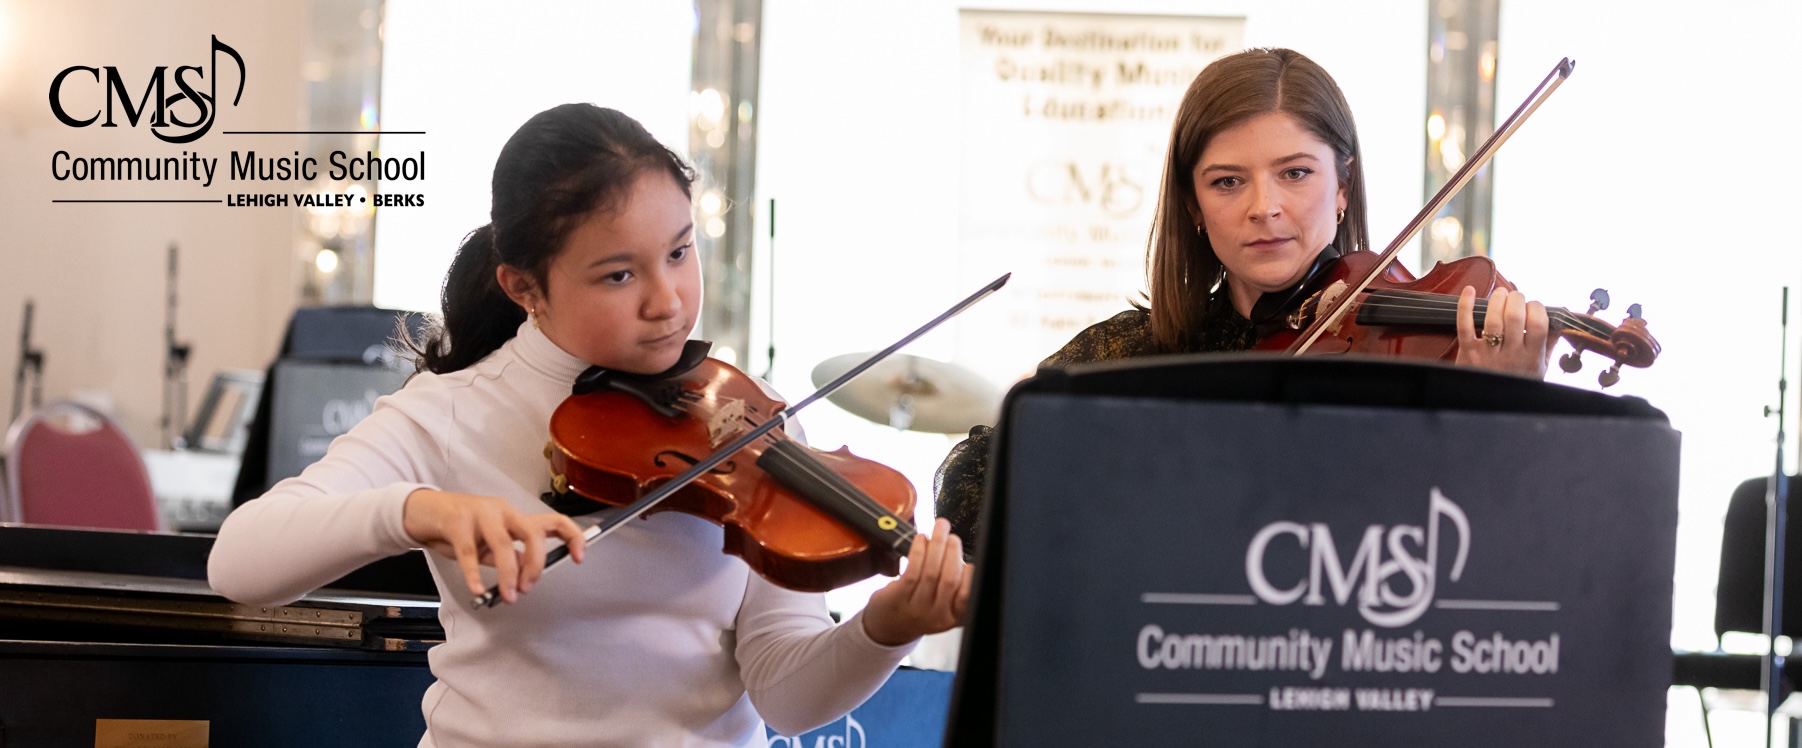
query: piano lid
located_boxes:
[0,524,442,650]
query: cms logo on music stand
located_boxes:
[767,714,865,748]
[48,35,245,144]
[1245,488,1471,628]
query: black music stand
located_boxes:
[945,355,1677,747]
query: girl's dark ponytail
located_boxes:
[413,224,523,374]
[410,104,694,375]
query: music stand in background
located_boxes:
[177,370,264,455]
[12,299,44,427]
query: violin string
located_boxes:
[769,439,917,543]
[1351,300,1611,339]
[1353,297,1595,326]
[1360,287,1598,329]
[1353,290,1612,337]
[736,414,914,539]
[772,440,910,531]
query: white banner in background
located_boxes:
[956,11,1243,380]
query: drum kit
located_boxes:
[760,199,1004,435]
[810,352,1001,435]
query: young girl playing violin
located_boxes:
[210,104,971,747]
[936,47,1557,551]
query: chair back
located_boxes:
[2,401,161,531]
[1714,474,1802,639]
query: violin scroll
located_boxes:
[1553,298,1658,387]
[1547,293,1659,388]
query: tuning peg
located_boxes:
[1587,288,1610,315]
[1626,303,1643,320]
[1559,352,1584,373]
[1598,363,1622,388]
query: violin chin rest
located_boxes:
[573,340,714,395]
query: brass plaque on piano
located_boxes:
[94,719,208,748]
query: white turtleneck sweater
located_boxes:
[208,322,913,747]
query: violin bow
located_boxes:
[475,273,1012,609]
[1289,57,1575,355]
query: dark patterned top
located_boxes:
[932,295,1258,558]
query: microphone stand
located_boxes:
[11,299,44,425]
[761,199,777,381]
[1765,286,1791,746]
[162,243,192,449]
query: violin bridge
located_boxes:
[707,398,748,448]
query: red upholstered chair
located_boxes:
[2,401,162,531]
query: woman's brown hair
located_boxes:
[1145,48,1370,352]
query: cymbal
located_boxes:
[810,353,1001,434]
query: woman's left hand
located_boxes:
[861,518,973,647]
[1455,286,1554,380]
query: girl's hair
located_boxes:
[412,104,695,374]
[1144,48,1370,353]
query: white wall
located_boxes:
[1491,2,1802,744]
[372,0,694,314]
[0,0,306,446]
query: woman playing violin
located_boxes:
[937,47,1556,551]
[210,104,969,747]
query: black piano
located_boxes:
[0,524,441,747]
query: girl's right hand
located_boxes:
[402,488,587,604]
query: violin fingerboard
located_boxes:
[755,440,916,554]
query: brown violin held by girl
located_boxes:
[545,340,919,593]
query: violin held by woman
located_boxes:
[1233,56,1657,386]
[935,48,1660,558]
